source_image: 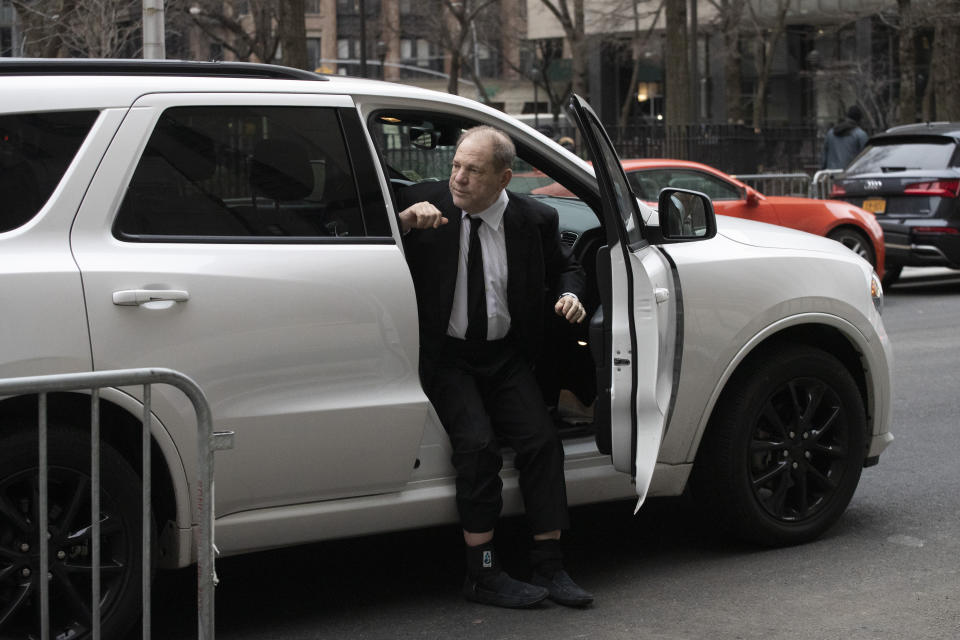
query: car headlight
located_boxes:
[870,271,884,315]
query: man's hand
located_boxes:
[399,201,448,232]
[555,294,586,324]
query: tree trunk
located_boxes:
[665,0,690,128]
[570,0,587,99]
[749,0,790,130]
[447,47,462,95]
[897,0,916,123]
[279,0,309,70]
[619,0,665,128]
[539,0,589,100]
[928,1,960,120]
[721,0,745,124]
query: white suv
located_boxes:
[0,59,892,638]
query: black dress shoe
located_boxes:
[531,569,594,607]
[462,570,549,608]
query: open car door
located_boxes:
[567,95,679,507]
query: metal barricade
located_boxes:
[731,172,812,197]
[811,168,845,199]
[0,367,233,640]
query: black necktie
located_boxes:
[465,216,487,340]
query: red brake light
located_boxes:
[912,226,959,235]
[903,180,960,197]
[829,183,846,196]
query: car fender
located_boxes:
[658,231,892,467]
[684,310,891,462]
[94,386,193,567]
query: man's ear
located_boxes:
[499,168,513,190]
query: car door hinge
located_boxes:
[654,288,670,304]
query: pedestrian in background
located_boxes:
[822,105,869,170]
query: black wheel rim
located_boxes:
[748,377,852,523]
[0,465,135,640]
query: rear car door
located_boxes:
[568,96,678,505]
[70,93,428,516]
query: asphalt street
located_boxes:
[150,267,960,640]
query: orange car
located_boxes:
[534,158,885,275]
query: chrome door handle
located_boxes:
[112,289,190,306]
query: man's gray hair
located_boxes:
[457,125,516,171]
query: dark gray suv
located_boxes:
[831,122,960,286]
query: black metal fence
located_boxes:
[550,122,824,176]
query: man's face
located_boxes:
[448,134,512,214]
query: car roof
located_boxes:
[0,57,482,113]
[875,121,960,140]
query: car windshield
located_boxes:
[846,136,958,174]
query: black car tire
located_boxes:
[692,344,866,547]
[827,228,876,270]
[0,426,142,640]
[881,264,902,288]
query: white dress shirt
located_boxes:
[448,190,511,340]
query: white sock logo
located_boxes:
[482,550,493,568]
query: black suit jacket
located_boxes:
[399,181,585,379]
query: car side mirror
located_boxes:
[744,186,761,206]
[649,187,717,243]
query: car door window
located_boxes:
[631,169,741,201]
[114,106,390,241]
[369,112,470,184]
[0,110,99,233]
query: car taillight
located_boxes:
[912,227,959,235]
[903,179,960,197]
[829,183,846,196]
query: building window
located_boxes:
[305,0,323,13]
[307,37,321,68]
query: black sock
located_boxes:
[530,538,564,577]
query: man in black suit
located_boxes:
[398,125,592,608]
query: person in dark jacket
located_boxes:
[822,105,869,170]
[397,125,593,609]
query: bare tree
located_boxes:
[539,0,588,100]
[447,0,499,99]
[921,0,960,121]
[412,0,496,97]
[616,0,665,128]
[13,0,143,57]
[278,0,309,69]
[896,0,916,123]
[707,0,746,124]
[745,0,791,130]
[188,0,279,63]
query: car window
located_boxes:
[368,110,595,208]
[115,106,389,241]
[0,110,99,233]
[369,112,467,183]
[846,136,958,173]
[629,169,741,201]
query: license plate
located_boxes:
[861,198,886,214]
